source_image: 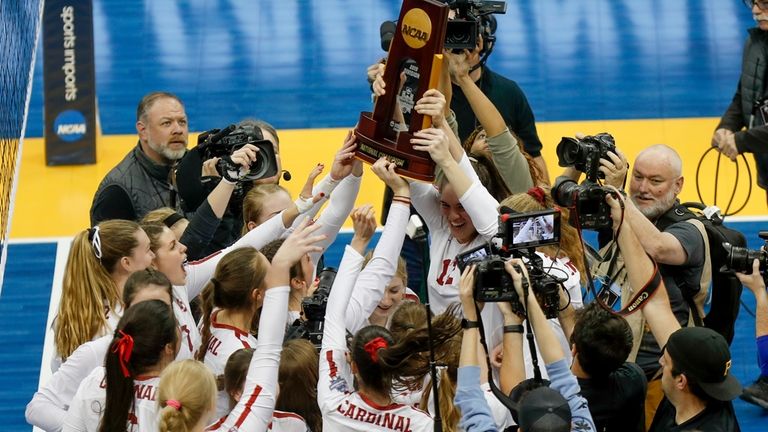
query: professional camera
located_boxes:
[286,267,337,349]
[458,209,565,318]
[197,123,278,182]
[444,0,506,50]
[552,133,620,231]
[556,133,616,182]
[723,231,768,275]
[552,177,618,231]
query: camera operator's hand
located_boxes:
[330,130,359,181]
[411,127,453,167]
[603,185,627,233]
[267,218,326,288]
[445,50,471,81]
[350,204,377,254]
[459,265,481,321]
[736,259,767,296]
[371,157,410,197]
[598,149,628,189]
[504,259,531,304]
[202,157,220,177]
[221,143,259,183]
[414,89,447,128]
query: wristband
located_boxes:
[294,196,314,214]
[461,318,480,329]
[503,324,524,334]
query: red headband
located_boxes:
[112,330,134,378]
[363,337,389,363]
[527,187,547,207]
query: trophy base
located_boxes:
[353,112,436,182]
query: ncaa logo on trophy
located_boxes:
[354,0,448,182]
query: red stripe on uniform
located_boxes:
[326,350,338,378]
[235,384,264,427]
[188,250,223,265]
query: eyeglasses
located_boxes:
[753,0,768,11]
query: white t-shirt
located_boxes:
[62,366,160,432]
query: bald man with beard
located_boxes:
[582,144,709,427]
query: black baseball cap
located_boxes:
[665,327,742,401]
[518,386,571,432]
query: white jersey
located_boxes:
[202,309,258,419]
[51,302,122,373]
[345,202,410,334]
[206,286,291,432]
[62,366,160,432]
[320,246,434,432]
[410,154,500,315]
[30,287,206,431]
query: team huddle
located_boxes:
[21,3,768,430]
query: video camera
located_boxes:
[286,267,337,349]
[456,209,564,318]
[552,133,620,231]
[723,231,768,275]
[378,0,506,52]
[197,123,278,182]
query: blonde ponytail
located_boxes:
[158,360,217,432]
[56,220,141,359]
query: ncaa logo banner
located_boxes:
[43,0,97,165]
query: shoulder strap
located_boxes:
[682,218,712,327]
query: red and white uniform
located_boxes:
[411,154,504,349]
[319,246,434,431]
[269,410,309,431]
[62,367,160,432]
[202,310,258,418]
[207,286,291,432]
[293,173,361,274]
[345,202,410,335]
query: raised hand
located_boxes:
[330,130,358,181]
[350,204,377,254]
[272,218,326,270]
[370,157,409,197]
[411,127,452,167]
[414,89,447,127]
[598,149,629,189]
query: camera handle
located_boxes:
[407,215,442,432]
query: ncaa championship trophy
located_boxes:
[354,0,449,182]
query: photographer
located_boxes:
[445,6,549,184]
[734,260,768,409]
[568,143,708,425]
[140,142,261,260]
[604,191,742,431]
[455,263,596,432]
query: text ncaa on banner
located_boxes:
[43,0,97,165]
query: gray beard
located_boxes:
[632,193,676,220]
[149,141,186,161]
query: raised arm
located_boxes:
[318,241,367,413]
[455,266,498,432]
[346,159,411,334]
[213,219,325,431]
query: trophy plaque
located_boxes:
[354,0,448,182]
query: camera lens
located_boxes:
[556,137,584,167]
[725,243,767,274]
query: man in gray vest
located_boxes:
[90,91,188,225]
[712,1,768,205]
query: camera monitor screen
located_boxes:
[505,209,560,250]
[456,244,492,273]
